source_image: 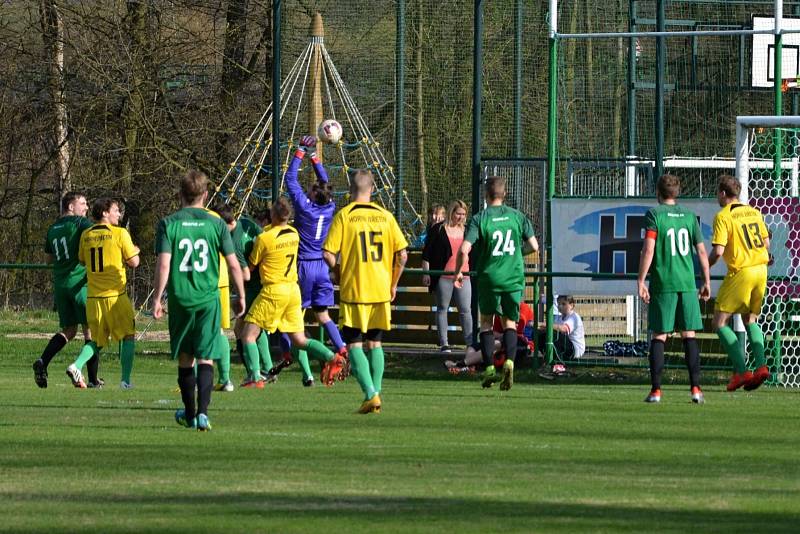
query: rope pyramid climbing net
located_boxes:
[209,13,423,238]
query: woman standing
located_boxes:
[422,200,473,352]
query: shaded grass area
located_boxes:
[2,321,800,533]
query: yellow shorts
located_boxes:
[219,286,230,329]
[86,293,135,349]
[245,283,304,334]
[715,264,768,315]
[340,301,391,332]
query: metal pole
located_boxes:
[271,0,282,203]
[627,0,637,158]
[471,0,484,215]
[546,0,558,365]
[655,0,665,180]
[514,0,522,158]
[395,0,405,224]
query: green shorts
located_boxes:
[54,283,87,328]
[649,291,703,334]
[478,290,522,322]
[167,298,221,361]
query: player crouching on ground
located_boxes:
[239,198,343,388]
[637,174,711,404]
[709,174,772,392]
[322,169,408,413]
[153,170,245,430]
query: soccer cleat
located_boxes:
[120,381,134,390]
[196,413,212,432]
[644,389,662,403]
[481,365,498,389]
[175,409,197,429]
[262,370,279,384]
[357,394,382,414]
[266,356,292,380]
[214,381,235,392]
[240,378,265,389]
[321,354,346,387]
[743,366,770,391]
[33,359,48,388]
[690,386,705,404]
[66,364,87,389]
[87,378,105,389]
[726,371,754,392]
[302,377,315,387]
[336,347,350,381]
[499,359,515,391]
[440,345,452,353]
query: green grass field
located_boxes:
[2,313,799,533]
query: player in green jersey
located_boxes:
[33,192,100,388]
[231,211,279,381]
[152,170,245,431]
[454,176,539,391]
[637,175,711,404]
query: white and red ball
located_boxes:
[317,119,343,144]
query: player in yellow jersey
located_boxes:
[239,198,342,388]
[68,198,140,389]
[323,170,409,413]
[709,175,771,391]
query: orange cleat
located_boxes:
[240,379,265,389]
[321,354,346,386]
[335,347,350,381]
[726,371,754,392]
[743,366,770,391]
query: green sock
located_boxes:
[367,346,385,394]
[257,331,273,372]
[243,342,261,380]
[745,323,766,367]
[348,346,376,400]
[292,347,313,380]
[305,338,334,362]
[717,326,746,373]
[74,341,97,369]
[120,338,135,383]
[216,333,231,384]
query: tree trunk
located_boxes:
[40,0,71,202]
[217,0,249,162]
[121,0,148,190]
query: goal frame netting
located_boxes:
[735,115,800,387]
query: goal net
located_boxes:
[736,116,800,387]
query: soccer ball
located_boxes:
[317,119,343,144]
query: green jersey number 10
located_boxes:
[666,227,690,257]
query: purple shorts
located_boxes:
[298,258,334,308]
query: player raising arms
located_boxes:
[454,176,538,391]
[68,198,140,389]
[323,169,408,413]
[34,192,100,388]
[280,135,347,386]
[239,197,343,388]
[709,174,771,392]
[152,170,245,431]
[637,174,711,404]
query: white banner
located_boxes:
[552,198,728,295]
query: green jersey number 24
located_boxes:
[491,230,516,256]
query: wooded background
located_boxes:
[0,1,790,306]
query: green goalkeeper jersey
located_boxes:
[644,203,702,293]
[464,204,535,293]
[45,215,93,290]
[156,207,234,308]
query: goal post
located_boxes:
[735,115,800,387]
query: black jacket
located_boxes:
[421,222,475,293]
